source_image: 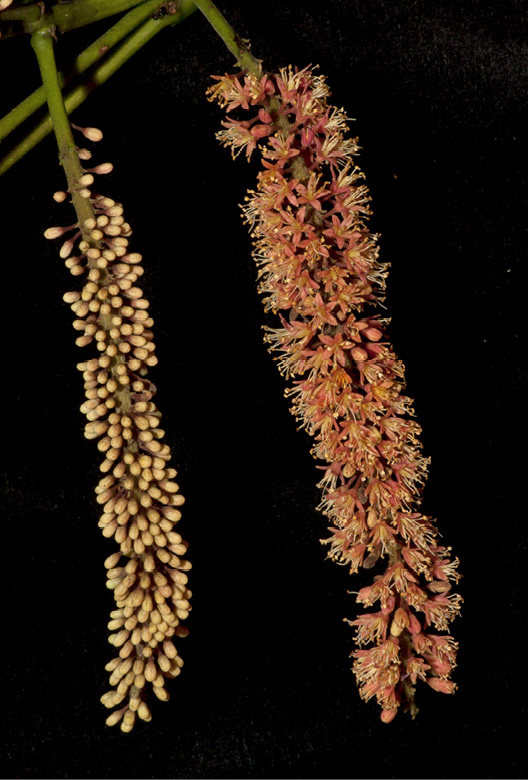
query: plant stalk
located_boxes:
[0,0,172,143]
[31,29,93,226]
[1,0,146,36]
[30,26,132,414]
[191,0,261,76]
[0,0,196,176]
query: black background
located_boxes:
[1,1,527,777]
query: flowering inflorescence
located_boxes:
[45,126,191,732]
[208,65,461,722]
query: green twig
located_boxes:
[191,0,261,76]
[30,24,134,419]
[0,0,197,176]
[1,0,146,37]
[0,3,41,23]
[31,28,93,226]
[0,0,178,143]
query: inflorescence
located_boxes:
[45,126,191,732]
[208,65,462,722]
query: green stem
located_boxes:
[192,2,308,182]
[0,4,40,23]
[0,0,196,176]
[1,0,146,36]
[31,29,93,226]
[0,0,183,143]
[30,26,132,416]
[191,0,261,76]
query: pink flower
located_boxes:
[208,64,461,722]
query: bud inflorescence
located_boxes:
[45,126,191,731]
[208,65,461,722]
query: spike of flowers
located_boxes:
[208,64,462,721]
[45,131,191,732]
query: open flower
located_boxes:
[209,65,461,721]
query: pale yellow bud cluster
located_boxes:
[46,135,190,730]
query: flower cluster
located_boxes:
[208,66,461,721]
[45,127,191,732]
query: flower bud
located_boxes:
[380,708,398,724]
[44,226,67,239]
[351,347,368,362]
[390,608,410,637]
[364,327,383,341]
[73,124,103,142]
[427,677,457,694]
[91,163,114,175]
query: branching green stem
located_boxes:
[0,0,196,176]
[0,0,174,143]
[2,0,256,175]
[191,0,261,77]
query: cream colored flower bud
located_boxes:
[120,710,136,733]
[100,691,117,708]
[105,656,121,672]
[92,163,114,175]
[119,640,134,659]
[105,710,124,727]
[367,509,377,528]
[390,607,410,637]
[104,552,121,570]
[163,507,182,522]
[118,658,134,678]
[138,702,152,722]
[123,252,142,264]
[75,125,103,142]
[44,226,67,239]
[163,640,177,659]
[63,291,80,303]
[105,224,122,237]
[145,660,157,682]
[153,687,169,702]
[157,654,171,673]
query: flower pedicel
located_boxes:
[208,64,462,723]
